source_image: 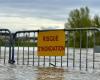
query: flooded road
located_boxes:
[0,64,100,80]
[0,48,100,80]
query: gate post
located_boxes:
[8,40,12,63]
[8,33,15,64]
[11,33,15,64]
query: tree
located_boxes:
[93,15,100,45]
[65,7,93,48]
[93,15,100,27]
[65,7,92,28]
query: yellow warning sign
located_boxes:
[37,30,65,56]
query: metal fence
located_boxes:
[0,29,14,64]
[9,28,99,70]
[0,28,100,70]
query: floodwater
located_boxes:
[0,64,100,80]
[0,48,100,80]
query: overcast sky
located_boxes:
[0,0,99,32]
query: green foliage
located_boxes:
[0,38,36,47]
[67,7,92,28]
[65,7,100,48]
[15,39,37,47]
[93,15,100,27]
[95,32,100,45]
[0,41,5,46]
[0,38,9,46]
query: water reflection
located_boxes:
[37,67,64,80]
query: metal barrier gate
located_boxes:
[11,28,100,70]
[0,28,100,70]
[0,29,14,64]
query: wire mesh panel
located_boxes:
[0,29,12,64]
[13,28,100,70]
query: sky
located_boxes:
[0,0,100,32]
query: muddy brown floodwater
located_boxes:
[37,67,64,80]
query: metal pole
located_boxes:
[23,33,25,65]
[86,31,88,71]
[17,34,19,64]
[4,31,6,64]
[80,30,82,70]
[93,30,96,69]
[11,33,15,64]
[67,31,69,67]
[43,56,45,67]
[33,32,35,66]
[73,31,76,69]
[27,33,30,65]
